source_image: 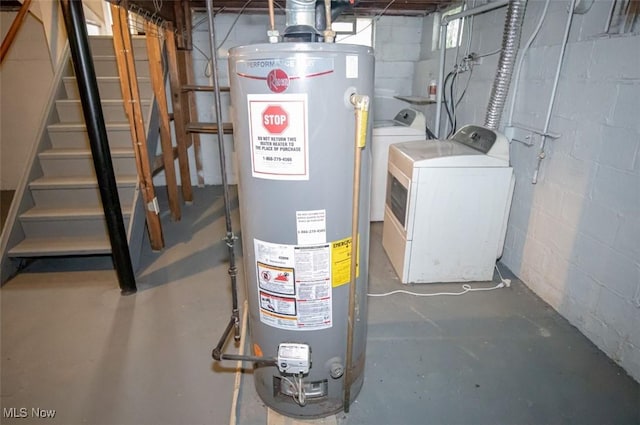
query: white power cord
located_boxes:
[368,265,511,297]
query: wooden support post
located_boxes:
[145,21,181,221]
[182,0,193,50]
[178,0,202,185]
[179,49,204,187]
[173,0,186,49]
[165,24,193,203]
[111,4,164,250]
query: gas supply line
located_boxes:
[343,93,370,413]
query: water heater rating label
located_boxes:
[248,94,309,180]
[331,235,359,287]
[255,239,331,331]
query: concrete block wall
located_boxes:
[374,16,423,96]
[414,1,639,381]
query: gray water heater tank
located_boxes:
[228,42,374,418]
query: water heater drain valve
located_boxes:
[277,343,311,375]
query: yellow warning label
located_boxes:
[331,235,359,287]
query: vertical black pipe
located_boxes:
[60,0,137,295]
[206,0,240,339]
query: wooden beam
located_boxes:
[145,20,181,222]
[186,122,234,134]
[111,4,164,250]
[180,49,205,186]
[165,23,193,203]
[182,0,193,50]
[172,0,186,49]
[0,0,32,63]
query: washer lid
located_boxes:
[391,139,509,168]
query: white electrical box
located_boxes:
[277,343,311,375]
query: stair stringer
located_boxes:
[0,48,73,283]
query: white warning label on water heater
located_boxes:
[247,94,309,180]
[255,239,331,331]
[296,209,326,245]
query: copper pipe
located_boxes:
[268,0,276,31]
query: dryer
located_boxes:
[382,125,515,283]
[370,108,426,222]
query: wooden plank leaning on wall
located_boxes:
[110,4,164,250]
[145,21,181,221]
[164,22,194,203]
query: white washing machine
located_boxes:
[382,125,515,283]
[370,108,426,222]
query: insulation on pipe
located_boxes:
[484,0,528,130]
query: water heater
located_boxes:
[228,43,374,417]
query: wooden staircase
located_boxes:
[0,35,154,281]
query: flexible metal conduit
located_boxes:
[484,0,528,130]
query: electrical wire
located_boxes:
[337,0,397,42]
[217,0,253,49]
[191,0,253,77]
[426,125,437,140]
[281,376,306,406]
[474,48,502,58]
[449,69,458,137]
[368,265,510,297]
[455,65,473,109]
[442,70,455,136]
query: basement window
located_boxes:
[432,5,464,51]
[334,17,374,47]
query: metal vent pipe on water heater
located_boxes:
[228,43,374,418]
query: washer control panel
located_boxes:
[450,125,510,162]
[393,108,426,130]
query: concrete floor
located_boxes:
[1,186,638,425]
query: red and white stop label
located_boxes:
[249,94,308,180]
[262,105,288,134]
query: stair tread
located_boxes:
[48,123,132,131]
[30,175,138,188]
[8,236,111,257]
[39,148,135,157]
[20,206,133,220]
[186,122,234,134]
